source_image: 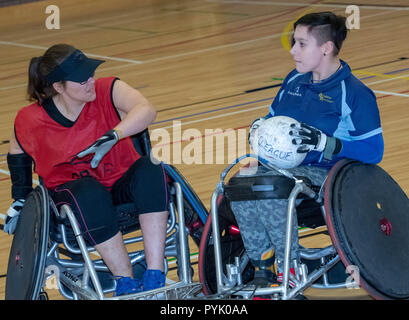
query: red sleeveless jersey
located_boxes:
[15,77,141,190]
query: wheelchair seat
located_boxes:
[223,169,324,229]
[49,200,141,246]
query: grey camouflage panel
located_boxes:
[230,165,329,270]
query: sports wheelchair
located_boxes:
[5,129,208,300]
[198,154,409,300]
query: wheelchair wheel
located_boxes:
[325,159,409,299]
[5,185,50,300]
[164,164,207,246]
[198,195,254,295]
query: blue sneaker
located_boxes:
[114,276,142,296]
[142,269,166,291]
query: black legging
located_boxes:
[51,156,169,246]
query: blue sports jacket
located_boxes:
[266,60,384,167]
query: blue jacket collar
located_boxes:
[298,59,351,92]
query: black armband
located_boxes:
[7,153,33,200]
[323,137,343,160]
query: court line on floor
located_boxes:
[107,66,409,119]
[155,104,268,130]
[373,90,409,98]
[153,85,409,128]
[0,41,143,65]
[354,70,409,81]
[1,58,407,93]
[82,1,405,68]
[207,0,409,11]
[1,30,285,75]
[99,33,289,73]
[9,2,215,43]
[2,2,298,73]
[0,83,26,91]
[99,0,321,71]
[1,5,403,77]
[366,73,409,86]
[154,97,272,125]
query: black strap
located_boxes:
[251,255,276,269]
[323,137,343,160]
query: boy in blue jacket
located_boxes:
[231,12,384,289]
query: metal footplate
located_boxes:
[110,281,203,300]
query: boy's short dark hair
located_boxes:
[293,12,348,56]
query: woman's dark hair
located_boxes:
[293,12,348,56]
[27,44,76,104]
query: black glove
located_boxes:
[290,122,342,160]
[77,129,120,168]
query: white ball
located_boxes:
[250,116,306,169]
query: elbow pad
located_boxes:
[7,153,33,200]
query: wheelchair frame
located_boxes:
[205,154,352,300]
[42,181,202,300]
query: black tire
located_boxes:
[6,185,50,300]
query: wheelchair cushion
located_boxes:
[115,202,140,234]
[224,174,312,201]
[6,186,49,300]
[325,160,409,299]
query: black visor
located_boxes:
[46,49,104,84]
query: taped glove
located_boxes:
[4,199,25,235]
[289,122,342,160]
[77,129,120,168]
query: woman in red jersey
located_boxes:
[5,44,168,296]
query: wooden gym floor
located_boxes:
[0,0,408,300]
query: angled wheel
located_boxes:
[198,195,254,295]
[5,185,50,300]
[164,164,208,246]
[325,159,409,299]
